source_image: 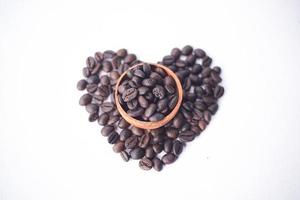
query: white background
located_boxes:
[1,0,300,199]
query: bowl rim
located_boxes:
[114,62,183,129]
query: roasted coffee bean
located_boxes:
[150,72,163,84]
[186,54,196,66]
[165,85,175,94]
[124,54,137,64]
[120,151,130,162]
[77,79,88,91]
[175,59,186,68]
[94,52,103,62]
[150,127,164,137]
[173,114,184,129]
[164,139,173,153]
[149,113,164,122]
[113,141,125,153]
[85,104,99,114]
[86,84,98,93]
[171,47,181,59]
[157,98,168,112]
[120,129,132,141]
[142,63,151,76]
[110,71,120,80]
[134,69,145,78]
[153,144,163,154]
[100,102,114,112]
[95,85,110,98]
[131,126,144,136]
[191,64,202,74]
[79,94,92,106]
[202,56,212,67]
[198,120,207,130]
[173,140,183,155]
[152,158,163,171]
[138,86,149,95]
[169,95,178,110]
[179,131,195,142]
[138,96,148,108]
[180,123,191,132]
[125,135,138,149]
[118,118,130,129]
[102,61,112,72]
[90,63,101,75]
[116,48,127,58]
[144,92,154,101]
[194,48,206,58]
[139,158,153,170]
[208,103,218,114]
[127,107,144,117]
[139,133,151,148]
[101,125,114,137]
[166,127,179,139]
[214,85,224,98]
[212,66,221,74]
[103,50,115,59]
[162,55,175,65]
[204,110,211,123]
[107,115,119,125]
[211,71,222,83]
[132,76,142,86]
[162,153,176,164]
[107,132,119,144]
[182,45,193,55]
[142,78,156,87]
[152,85,166,99]
[86,56,96,68]
[88,112,99,122]
[98,113,109,125]
[145,146,155,159]
[127,99,138,110]
[122,88,138,102]
[82,67,90,78]
[144,104,157,118]
[130,147,145,159]
[191,126,202,136]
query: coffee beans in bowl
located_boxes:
[115,62,183,129]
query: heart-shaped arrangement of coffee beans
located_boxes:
[77,45,224,171]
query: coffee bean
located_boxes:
[79,94,92,106]
[164,139,173,153]
[162,55,175,65]
[191,126,202,136]
[142,78,156,87]
[98,113,109,125]
[161,153,176,164]
[138,86,149,95]
[125,135,138,149]
[88,113,99,122]
[122,88,138,102]
[198,120,207,130]
[145,146,155,159]
[77,79,88,90]
[124,54,136,64]
[118,118,130,129]
[127,99,138,110]
[86,56,96,68]
[152,85,166,99]
[194,48,206,58]
[214,85,224,98]
[173,140,183,155]
[120,129,132,141]
[166,127,179,139]
[113,141,125,153]
[101,125,114,137]
[134,69,145,78]
[152,158,163,171]
[86,84,98,93]
[208,103,218,114]
[120,151,130,162]
[82,67,90,78]
[157,98,168,112]
[138,96,148,108]
[150,127,164,137]
[85,104,99,114]
[150,72,163,84]
[95,85,109,98]
[130,147,145,159]
[127,107,144,117]
[202,56,212,67]
[165,85,175,94]
[169,95,178,110]
[107,132,119,144]
[131,126,144,136]
[173,114,184,129]
[139,158,152,170]
[204,110,211,123]
[139,133,151,148]
[182,45,193,55]
[149,113,164,122]
[144,104,157,118]
[116,48,127,58]
[94,52,103,62]
[153,144,163,154]
[103,50,115,59]
[100,102,114,112]
[171,47,181,59]
[102,61,112,72]
[107,115,119,125]
[179,131,195,142]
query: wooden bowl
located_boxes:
[115,62,183,129]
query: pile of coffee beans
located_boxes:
[77,45,224,171]
[117,63,178,122]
